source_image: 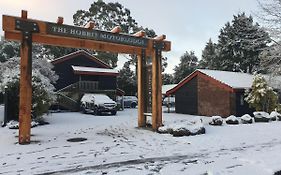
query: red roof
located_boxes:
[166,70,234,95]
[51,50,111,69]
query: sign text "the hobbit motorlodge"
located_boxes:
[47,23,148,47]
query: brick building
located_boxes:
[166,69,264,117]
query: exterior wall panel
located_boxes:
[197,76,232,117]
[175,77,198,114]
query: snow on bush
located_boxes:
[225,115,239,125]
[241,114,253,124]
[253,111,270,122]
[209,116,223,126]
[270,111,281,121]
[0,57,58,119]
[244,74,278,113]
[6,120,39,129]
[158,119,205,137]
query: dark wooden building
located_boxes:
[51,50,121,110]
[51,50,118,92]
[166,69,256,117]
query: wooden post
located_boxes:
[18,11,32,144]
[157,51,163,127]
[138,50,146,127]
[152,50,160,130]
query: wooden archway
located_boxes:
[2,10,171,144]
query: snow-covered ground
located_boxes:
[1,108,281,175]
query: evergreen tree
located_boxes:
[0,39,20,62]
[217,13,270,73]
[73,0,157,68]
[245,74,279,112]
[173,51,198,83]
[162,73,174,85]
[117,61,137,95]
[199,39,219,69]
[0,56,58,120]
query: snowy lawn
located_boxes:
[1,108,281,175]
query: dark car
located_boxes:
[80,93,117,115]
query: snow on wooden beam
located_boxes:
[56,17,64,25]
[154,35,166,41]
[111,26,121,33]
[134,30,146,38]
[84,21,95,29]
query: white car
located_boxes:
[163,96,175,107]
[117,96,138,108]
[80,94,117,115]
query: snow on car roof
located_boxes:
[81,93,112,103]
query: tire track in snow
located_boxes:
[36,153,205,175]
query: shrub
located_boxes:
[241,114,253,124]
[225,115,239,125]
[209,116,223,126]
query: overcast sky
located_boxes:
[0,0,261,73]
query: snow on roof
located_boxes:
[162,84,177,95]
[167,69,281,95]
[51,50,111,68]
[198,69,281,89]
[72,66,118,74]
[198,69,254,89]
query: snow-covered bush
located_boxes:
[209,116,223,126]
[225,115,239,125]
[0,57,58,120]
[270,111,281,121]
[158,120,205,137]
[241,114,254,124]
[6,120,39,129]
[253,111,270,122]
[245,74,279,113]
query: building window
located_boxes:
[240,94,244,106]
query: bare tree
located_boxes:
[257,0,281,39]
[257,0,281,75]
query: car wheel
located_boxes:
[111,110,117,115]
[81,105,86,114]
[131,102,137,108]
[93,106,99,115]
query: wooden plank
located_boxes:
[5,31,144,55]
[84,21,95,29]
[137,52,146,127]
[151,50,159,131]
[18,35,32,144]
[134,30,146,37]
[157,52,163,127]
[154,35,166,41]
[2,15,171,52]
[57,17,64,25]
[111,26,121,33]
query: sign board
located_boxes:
[46,23,148,47]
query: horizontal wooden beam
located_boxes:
[111,26,121,34]
[84,21,95,29]
[3,14,171,53]
[154,35,166,41]
[21,10,27,19]
[57,17,64,25]
[5,31,149,55]
[134,30,146,38]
